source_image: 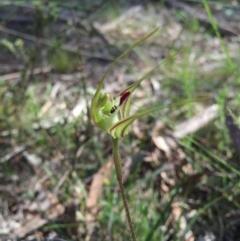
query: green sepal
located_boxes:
[110,98,206,138]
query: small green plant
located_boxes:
[50,51,79,73]
[90,29,160,240]
[90,28,204,240]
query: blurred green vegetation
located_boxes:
[0,0,240,241]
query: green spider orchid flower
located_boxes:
[90,29,188,139]
[91,69,163,139]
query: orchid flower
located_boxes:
[90,31,186,138]
[91,67,164,139]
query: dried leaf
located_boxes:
[85,159,114,241]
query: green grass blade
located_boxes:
[202,0,235,71]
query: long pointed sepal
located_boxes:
[110,98,206,138]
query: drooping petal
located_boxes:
[110,98,206,138]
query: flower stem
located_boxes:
[112,137,137,241]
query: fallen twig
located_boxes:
[0,25,114,60]
[153,104,219,154]
[0,66,51,82]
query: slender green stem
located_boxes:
[112,137,137,241]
